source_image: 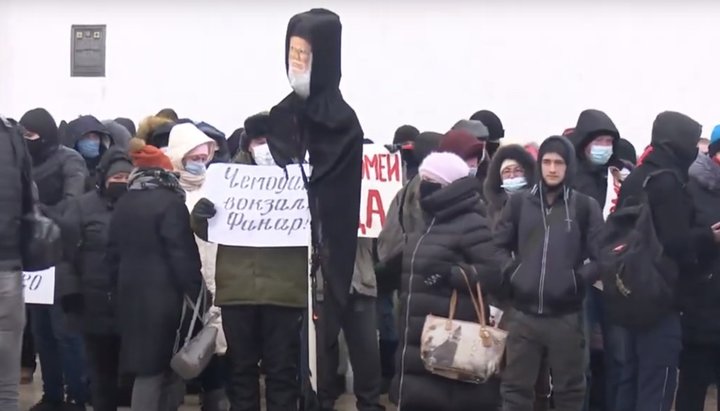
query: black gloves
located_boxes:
[424,264,479,291]
[192,198,216,220]
[61,293,84,315]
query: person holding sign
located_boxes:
[191,112,307,411]
[108,139,204,411]
[58,146,134,411]
[165,123,229,410]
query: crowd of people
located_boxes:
[2,7,720,411]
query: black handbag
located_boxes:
[4,118,62,271]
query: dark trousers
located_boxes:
[318,294,384,411]
[502,310,586,411]
[30,304,89,404]
[606,314,681,411]
[675,343,720,411]
[21,307,36,371]
[85,334,120,411]
[222,305,302,411]
[199,355,227,393]
[376,292,398,382]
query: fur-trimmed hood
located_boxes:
[136,115,175,148]
[483,144,536,212]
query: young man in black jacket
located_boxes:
[608,111,720,411]
[495,136,604,411]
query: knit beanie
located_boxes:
[393,125,420,145]
[452,119,489,141]
[709,125,720,156]
[419,152,469,186]
[470,110,504,142]
[106,158,134,179]
[439,129,485,160]
[128,138,173,171]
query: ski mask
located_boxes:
[105,182,127,201]
[588,145,613,165]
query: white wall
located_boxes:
[2,0,720,148]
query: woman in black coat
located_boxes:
[60,146,134,411]
[676,149,720,411]
[483,144,536,228]
[107,140,203,411]
[390,152,502,411]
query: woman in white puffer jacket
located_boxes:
[166,122,228,411]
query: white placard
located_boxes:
[358,145,403,238]
[23,267,55,305]
[204,163,311,247]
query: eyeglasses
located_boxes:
[501,166,525,179]
[185,155,209,163]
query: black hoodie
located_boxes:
[59,146,134,334]
[617,111,714,282]
[65,115,114,189]
[494,136,603,315]
[570,109,621,209]
[267,9,363,317]
[19,109,88,212]
[483,144,536,226]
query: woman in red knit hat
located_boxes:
[108,137,206,411]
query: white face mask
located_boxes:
[288,55,312,99]
[252,143,277,166]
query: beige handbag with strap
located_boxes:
[420,267,508,383]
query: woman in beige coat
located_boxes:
[166,122,228,411]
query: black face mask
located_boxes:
[401,150,418,169]
[105,182,127,201]
[25,138,46,160]
[419,181,443,199]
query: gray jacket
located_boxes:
[352,237,377,297]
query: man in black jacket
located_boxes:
[608,111,720,411]
[495,135,604,411]
[20,108,90,411]
[0,116,34,411]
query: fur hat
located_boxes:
[242,112,271,152]
[128,138,173,171]
[419,152,469,186]
[136,115,175,145]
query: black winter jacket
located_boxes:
[684,154,720,344]
[483,144,536,227]
[390,177,501,411]
[616,112,715,284]
[65,116,113,191]
[569,109,622,209]
[0,118,32,267]
[107,171,203,375]
[494,137,604,316]
[60,148,132,335]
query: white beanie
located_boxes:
[419,152,469,186]
[500,158,520,173]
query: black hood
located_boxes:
[537,135,577,187]
[650,111,702,171]
[616,138,637,165]
[420,177,483,221]
[19,108,59,164]
[95,146,133,196]
[413,132,442,163]
[570,109,620,162]
[64,115,112,148]
[483,144,536,209]
[285,9,342,95]
[197,121,230,164]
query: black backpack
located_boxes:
[600,169,680,329]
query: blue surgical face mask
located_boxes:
[501,176,527,193]
[184,161,206,176]
[77,138,100,158]
[589,145,613,165]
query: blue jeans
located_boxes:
[30,304,88,404]
[376,291,397,342]
[606,314,681,411]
